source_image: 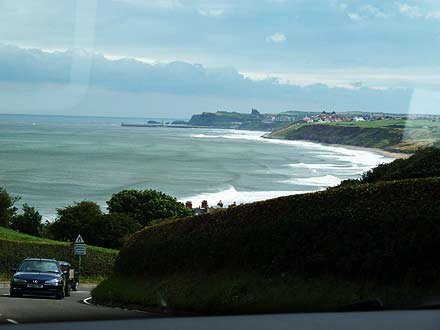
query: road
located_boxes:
[0,287,440,329]
[0,287,157,325]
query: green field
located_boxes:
[268,120,440,152]
[323,119,440,128]
[0,226,116,254]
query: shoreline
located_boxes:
[320,143,411,160]
[261,135,411,160]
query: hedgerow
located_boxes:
[115,177,440,285]
[360,147,440,183]
[0,239,117,277]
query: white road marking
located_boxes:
[6,319,18,324]
[83,297,92,305]
[82,297,159,316]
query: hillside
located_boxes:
[267,120,440,153]
[188,111,287,131]
[342,147,440,185]
[0,226,117,278]
[93,149,440,313]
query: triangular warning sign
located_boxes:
[75,234,85,244]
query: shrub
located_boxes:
[342,147,440,186]
[115,178,440,286]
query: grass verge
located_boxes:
[92,272,437,314]
[0,226,118,278]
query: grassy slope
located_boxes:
[267,120,440,152]
[0,227,118,279]
[93,273,435,314]
[342,147,440,185]
[0,226,116,254]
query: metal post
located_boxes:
[78,255,81,277]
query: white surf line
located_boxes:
[6,319,19,324]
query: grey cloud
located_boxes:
[0,45,412,113]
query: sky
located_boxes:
[0,0,439,118]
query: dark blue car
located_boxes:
[10,258,70,299]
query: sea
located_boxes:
[0,114,394,220]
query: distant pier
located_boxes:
[121,122,211,129]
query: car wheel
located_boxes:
[56,290,65,300]
[72,280,79,291]
[9,290,21,298]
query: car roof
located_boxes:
[24,258,58,262]
[57,261,71,265]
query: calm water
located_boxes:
[0,115,393,220]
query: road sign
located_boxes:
[74,234,86,256]
[75,234,85,244]
[74,244,86,256]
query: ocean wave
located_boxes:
[281,175,343,187]
[288,162,371,174]
[190,129,393,167]
[178,185,313,207]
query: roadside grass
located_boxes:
[0,226,118,279]
[92,272,436,314]
[0,226,117,254]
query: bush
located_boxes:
[107,189,194,227]
[115,178,440,286]
[361,147,440,182]
[342,147,440,186]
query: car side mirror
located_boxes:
[10,267,17,273]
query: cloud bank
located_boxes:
[0,45,413,117]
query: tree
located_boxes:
[48,201,140,248]
[11,204,43,236]
[107,189,194,227]
[0,187,19,227]
[92,213,140,249]
[48,201,103,243]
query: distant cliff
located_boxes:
[267,124,407,152]
[188,111,286,131]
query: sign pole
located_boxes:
[74,234,86,280]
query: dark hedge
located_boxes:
[115,178,440,285]
[359,147,440,183]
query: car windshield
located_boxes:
[19,261,60,274]
[0,1,440,329]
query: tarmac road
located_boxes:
[0,287,158,325]
[1,287,440,329]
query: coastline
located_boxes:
[261,134,411,160]
[320,143,411,160]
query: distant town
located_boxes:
[122,108,440,131]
